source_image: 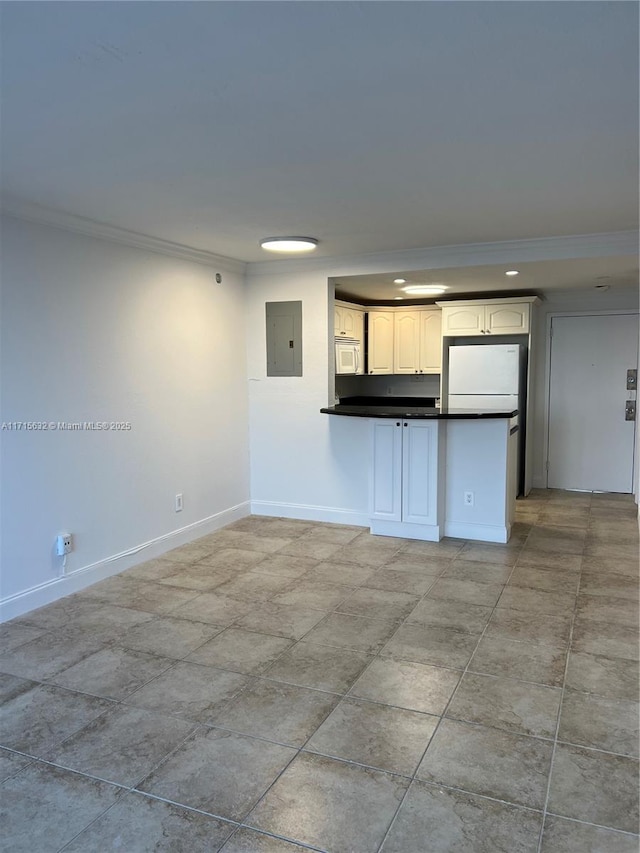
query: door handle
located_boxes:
[625,400,636,421]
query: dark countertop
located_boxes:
[321,396,517,419]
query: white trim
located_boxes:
[369,520,442,542]
[247,231,639,278]
[444,521,510,544]
[0,501,250,623]
[1,197,246,274]
[250,500,369,528]
[543,309,639,493]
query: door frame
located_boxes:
[542,309,639,495]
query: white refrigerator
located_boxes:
[447,344,526,493]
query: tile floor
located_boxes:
[1,489,638,852]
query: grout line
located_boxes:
[534,504,588,853]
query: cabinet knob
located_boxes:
[396,422,400,427]
[403,422,408,427]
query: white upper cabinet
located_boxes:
[335,302,365,341]
[419,309,442,373]
[393,311,421,373]
[485,303,530,335]
[440,299,532,337]
[393,309,442,374]
[368,311,394,374]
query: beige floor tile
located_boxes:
[63,792,235,852]
[46,705,196,787]
[186,628,293,674]
[306,697,438,775]
[349,657,460,715]
[541,815,639,852]
[247,752,408,852]
[210,679,339,746]
[5,494,638,850]
[0,683,112,757]
[381,781,542,853]
[446,672,562,738]
[558,689,639,757]
[548,744,639,833]
[417,718,553,808]
[0,763,120,853]
[264,642,371,694]
[126,661,249,723]
[138,728,296,821]
[469,635,567,687]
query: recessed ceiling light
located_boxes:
[260,237,318,253]
[402,285,449,296]
[505,270,519,276]
[394,278,406,284]
[394,296,404,300]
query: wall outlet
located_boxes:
[464,491,474,507]
[175,493,183,512]
[56,533,73,556]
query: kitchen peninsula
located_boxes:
[321,398,518,544]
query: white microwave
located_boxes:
[335,338,364,374]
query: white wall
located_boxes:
[1,217,250,617]
[246,268,370,524]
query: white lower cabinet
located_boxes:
[370,419,443,539]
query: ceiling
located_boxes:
[1,2,638,275]
[334,256,639,304]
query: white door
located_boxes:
[547,313,638,492]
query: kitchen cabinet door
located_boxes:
[351,308,365,343]
[335,304,364,339]
[441,304,485,336]
[370,419,440,526]
[393,312,420,374]
[370,420,403,521]
[419,310,442,373]
[441,301,532,336]
[402,421,440,525]
[368,311,394,374]
[485,303,530,335]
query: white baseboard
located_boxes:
[369,520,442,542]
[444,520,510,544]
[250,500,369,528]
[0,501,251,623]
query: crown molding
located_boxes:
[1,196,247,275]
[246,230,639,278]
[2,195,635,282]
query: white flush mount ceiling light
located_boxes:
[393,278,407,284]
[505,270,520,276]
[259,237,318,253]
[402,284,449,296]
